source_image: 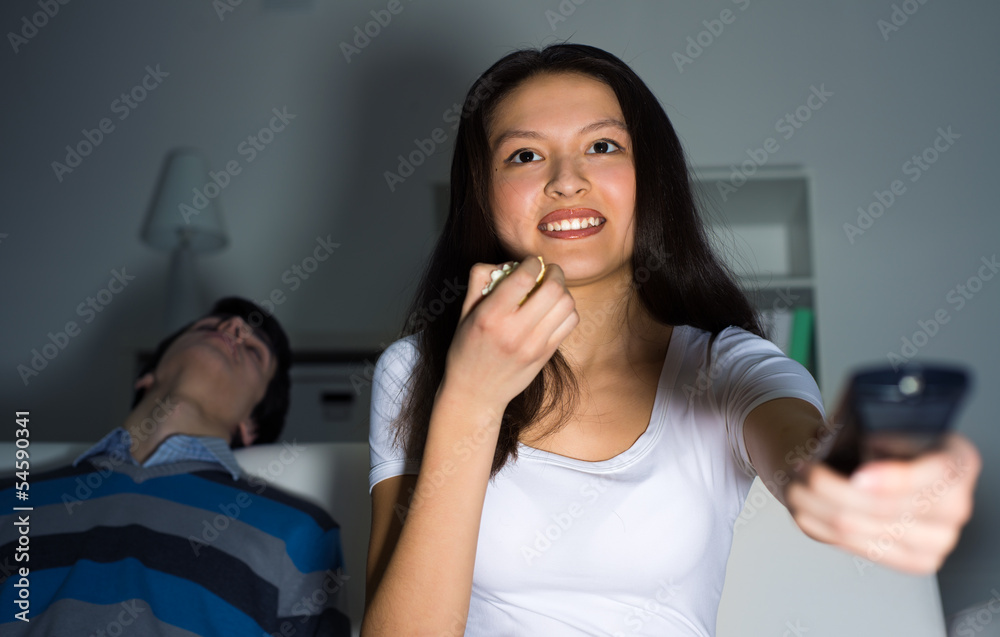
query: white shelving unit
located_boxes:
[691,165,819,385]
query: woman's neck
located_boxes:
[559,273,671,374]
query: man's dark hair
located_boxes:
[131,297,292,445]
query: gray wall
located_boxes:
[1,0,997,622]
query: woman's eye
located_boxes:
[587,140,621,154]
[509,150,541,164]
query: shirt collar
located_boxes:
[74,427,246,480]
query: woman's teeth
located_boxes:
[542,217,605,231]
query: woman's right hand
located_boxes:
[442,256,579,411]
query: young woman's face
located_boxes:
[488,72,636,286]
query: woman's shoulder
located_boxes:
[679,324,782,361]
[371,334,420,384]
[380,333,421,361]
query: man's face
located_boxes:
[149,314,278,442]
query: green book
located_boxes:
[789,307,814,370]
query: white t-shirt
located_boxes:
[369,324,824,636]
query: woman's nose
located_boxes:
[544,157,589,198]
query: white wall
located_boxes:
[1,0,997,622]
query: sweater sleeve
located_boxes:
[709,326,826,480]
[368,336,422,493]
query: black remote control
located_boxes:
[822,364,971,476]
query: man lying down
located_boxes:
[0,297,351,636]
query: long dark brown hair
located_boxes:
[393,44,762,477]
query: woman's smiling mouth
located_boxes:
[537,208,606,238]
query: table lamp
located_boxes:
[141,148,229,332]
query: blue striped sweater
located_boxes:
[0,457,351,636]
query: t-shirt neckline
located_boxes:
[516,325,688,472]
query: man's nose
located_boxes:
[217,316,250,343]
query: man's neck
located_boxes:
[122,389,231,463]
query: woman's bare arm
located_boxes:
[743,397,826,506]
[365,474,416,606]
[362,259,579,635]
[362,390,504,635]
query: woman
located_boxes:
[362,44,979,636]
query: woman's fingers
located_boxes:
[546,303,580,353]
[786,434,981,575]
[448,258,577,407]
[792,462,908,518]
[485,256,547,314]
[459,263,504,322]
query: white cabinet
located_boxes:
[692,165,819,385]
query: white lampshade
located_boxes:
[141,148,228,253]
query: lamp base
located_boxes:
[164,244,205,332]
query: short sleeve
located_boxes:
[368,336,422,493]
[708,326,825,479]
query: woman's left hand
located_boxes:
[786,432,981,574]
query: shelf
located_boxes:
[693,166,812,283]
[692,165,819,383]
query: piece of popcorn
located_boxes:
[480,257,546,306]
[481,261,518,295]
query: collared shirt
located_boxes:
[74,427,246,480]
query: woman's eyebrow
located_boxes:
[491,128,544,150]
[491,118,629,150]
[578,118,628,136]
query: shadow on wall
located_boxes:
[320,39,485,337]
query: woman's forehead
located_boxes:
[488,72,624,142]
